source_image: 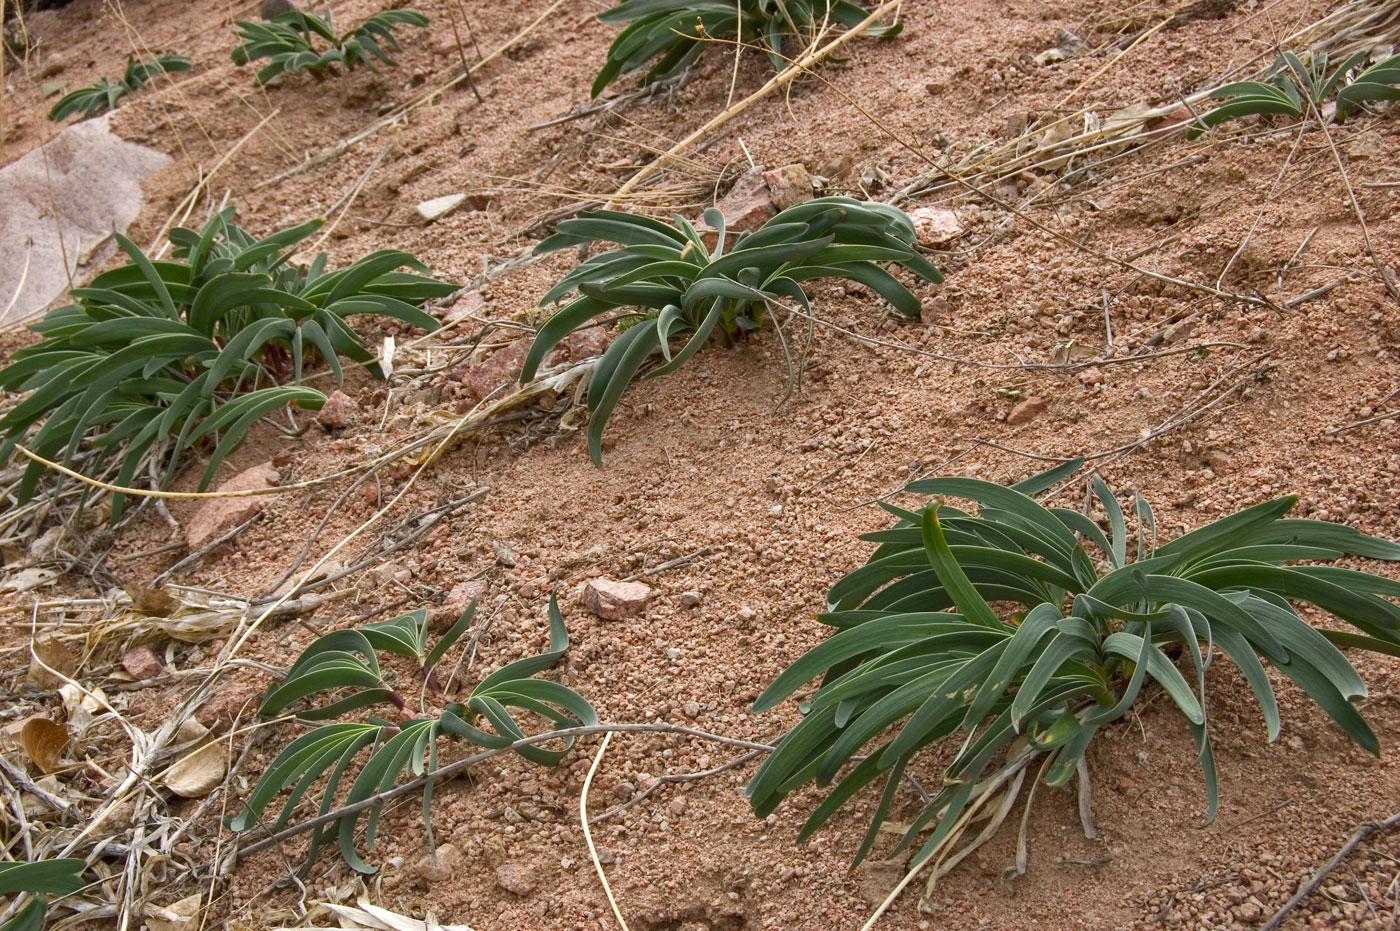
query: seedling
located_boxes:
[231,9,427,84]
[1337,52,1400,119]
[750,459,1400,878]
[1191,49,1400,134]
[48,55,190,121]
[0,207,454,517]
[230,597,596,873]
[522,197,942,463]
[591,0,901,96]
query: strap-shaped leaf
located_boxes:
[0,860,85,896]
[362,610,429,663]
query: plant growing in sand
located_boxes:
[749,458,1400,886]
[590,0,902,95]
[521,196,941,463]
[0,859,85,931]
[0,207,453,518]
[1336,52,1400,119]
[230,597,595,873]
[1191,49,1400,134]
[48,55,190,121]
[231,9,427,85]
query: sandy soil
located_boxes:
[2,0,1400,928]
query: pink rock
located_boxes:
[582,578,652,620]
[315,389,358,428]
[909,206,967,246]
[434,579,486,627]
[121,644,163,680]
[196,683,262,733]
[1006,396,1049,425]
[447,580,486,607]
[459,338,531,400]
[712,166,777,232]
[185,462,280,549]
[920,296,950,324]
[762,163,814,211]
[542,326,611,368]
[443,289,485,324]
[495,862,536,896]
[1077,367,1104,386]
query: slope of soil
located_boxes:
[2,0,1399,929]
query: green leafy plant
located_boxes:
[591,0,901,95]
[1190,50,1370,135]
[1337,53,1400,120]
[48,54,190,121]
[230,596,596,873]
[521,196,941,463]
[231,9,427,84]
[748,458,1400,880]
[0,859,85,931]
[0,207,453,517]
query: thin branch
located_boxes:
[1261,811,1400,931]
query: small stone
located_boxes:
[39,55,67,78]
[1006,396,1048,425]
[669,796,687,815]
[442,289,485,324]
[1156,105,1195,129]
[495,863,536,896]
[1076,367,1104,386]
[121,645,163,680]
[196,684,262,733]
[708,166,776,233]
[612,781,634,801]
[679,590,703,609]
[446,580,486,608]
[416,193,467,222]
[459,338,531,400]
[503,806,524,823]
[582,578,653,620]
[260,0,296,19]
[412,844,464,884]
[185,462,280,549]
[315,390,358,428]
[1162,319,1195,343]
[818,154,853,180]
[762,163,814,210]
[683,701,701,718]
[909,206,966,246]
[920,296,950,324]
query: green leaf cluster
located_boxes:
[0,207,453,516]
[522,197,941,463]
[1192,49,1400,135]
[748,459,1400,870]
[48,55,190,122]
[231,9,428,84]
[1337,53,1400,120]
[230,596,596,873]
[0,859,85,931]
[591,0,901,96]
